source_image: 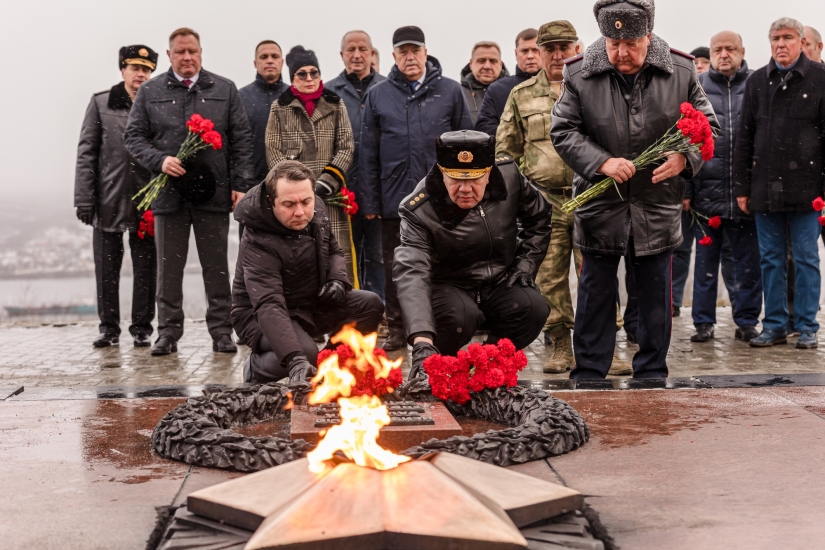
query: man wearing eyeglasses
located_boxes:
[360,25,473,352]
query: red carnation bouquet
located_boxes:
[316,344,402,397]
[562,102,715,213]
[133,114,223,211]
[137,210,154,240]
[324,188,359,216]
[687,208,722,247]
[814,197,825,226]
[423,339,528,405]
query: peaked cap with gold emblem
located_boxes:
[593,0,655,40]
[119,44,159,71]
[436,130,495,180]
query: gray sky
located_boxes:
[0,0,822,219]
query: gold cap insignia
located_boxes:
[457,151,474,163]
[139,48,149,57]
[615,20,623,29]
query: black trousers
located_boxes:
[155,208,231,341]
[575,246,672,380]
[93,228,156,337]
[430,283,549,356]
[381,218,403,332]
[247,290,385,383]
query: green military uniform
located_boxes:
[496,63,577,338]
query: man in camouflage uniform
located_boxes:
[497,21,629,375]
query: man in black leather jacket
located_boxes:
[393,131,551,379]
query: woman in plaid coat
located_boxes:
[265,46,356,282]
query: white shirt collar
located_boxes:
[173,71,200,87]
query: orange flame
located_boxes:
[306,326,409,473]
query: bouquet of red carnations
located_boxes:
[316,344,403,397]
[133,114,223,211]
[136,210,154,240]
[324,188,359,216]
[423,339,528,405]
[561,102,715,214]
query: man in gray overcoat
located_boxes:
[75,45,159,348]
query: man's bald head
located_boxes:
[804,26,823,63]
[710,30,746,77]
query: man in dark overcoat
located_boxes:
[125,28,255,356]
[550,0,718,379]
[75,45,159,348]
[393,131,551,380]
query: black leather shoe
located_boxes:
[133,333,151,347]
[625,331,637,345]
[735,325,760,342]
[93,334,119,348]
[213,334,237,353]
[672,306,681,317]
[691,324,715,342]
[382,331,407,352]
[151,336,177,356]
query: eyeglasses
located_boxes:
[295,70,320,80]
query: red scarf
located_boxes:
[290,82,324,117]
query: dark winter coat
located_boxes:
[393,157,551,338]
[74,82,152,232]
[125,68,256,215]
[359,57,473,219]
[460,63,509,125]
[239,73,289,184]
[326,69,386,196]
[475,66,538,137]
[733,54,825,212]
[686,62,752,220]
[231,183,349,360]
[551,35,719,257]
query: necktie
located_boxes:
[409,81,419,94]
[182,79,192,88]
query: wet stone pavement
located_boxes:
[2,308,825,549]
[1,307,824,388]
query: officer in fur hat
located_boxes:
[550,0,719,379]
[393,130,552,381]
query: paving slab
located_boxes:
[549,388,825,550]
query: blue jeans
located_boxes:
[692,218,762,327]
[754,211,821,334]
[351,215,385,301]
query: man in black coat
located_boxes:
[125,28,255,356]
[75,45,159,348]
[475,28,542,138]
[685,31,762,344]
[551,0,718,379]
[231,161,384,385]
[734,17,825,350]
[393,131,551,380]
[239,40,289,238]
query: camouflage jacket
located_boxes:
[495,70,573,190]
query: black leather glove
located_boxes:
[285,353,317,389]
[76,206,95,226]
[317,280,347,306]
[315,175,336,197]
[504,268,537,290]
[410,341,438,381]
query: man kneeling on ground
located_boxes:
[231,161,384,386]
[394,130,552,380]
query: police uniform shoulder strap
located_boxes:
[670,48,695,60]
[495,155,515,166]
[564,54,584,66]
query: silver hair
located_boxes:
[768,17,805,40]
[340,30,373,52]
